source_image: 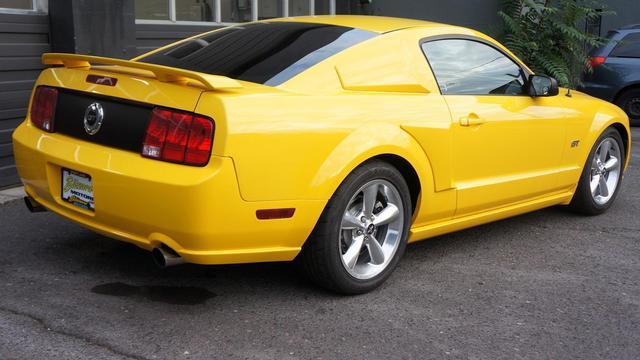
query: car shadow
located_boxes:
[26,204,584,305]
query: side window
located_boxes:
[610,33,640,58]
[421,39,527,96]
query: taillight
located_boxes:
[589,56,606,69]
[185,115,214,165]
[142,107,214,166]
[30,86,58,132]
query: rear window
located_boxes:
[610,32,640,58]
[137,22,377,86]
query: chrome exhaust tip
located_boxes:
[151,246,184,268]
[24,196,47,213]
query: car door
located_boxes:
[421,38,568,216]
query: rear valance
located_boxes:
[42,53,243,91]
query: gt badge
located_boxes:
[571,140,580,148]
[84,102,104,135]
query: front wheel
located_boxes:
[300,161,412,294]
[568,128,625,215]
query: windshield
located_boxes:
[137,22,377,86]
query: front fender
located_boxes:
[584,101,631,169]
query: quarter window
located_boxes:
[610,33,640,58]
[422,39,527,96]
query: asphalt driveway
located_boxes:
[1,128,639,360]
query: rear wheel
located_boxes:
[300,161,412,294]
[569,128,625,215]
[615,88,640,127]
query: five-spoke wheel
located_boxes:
[590,138,622,205]
[570,127,626,215]
[300,161,411,294]
[339,180,404,280]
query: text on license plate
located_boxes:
[61,169,95,211]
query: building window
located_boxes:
[136,0,171,20]
[585,9,603,37]
[258,0,282,20]
[176,0,215,21]
[0,0,32,10]
[135,0,335,24]
[288,0,310,16]
[0,0,47,13]
[220,0,253,22]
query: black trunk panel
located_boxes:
[54,90,152,152]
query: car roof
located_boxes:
[619,24,640,31]
[591,25,640,57]
[268,15,443,33]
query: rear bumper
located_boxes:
[12,122,325,265]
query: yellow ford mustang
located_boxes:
[13,16,630,294]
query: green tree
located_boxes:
[499,0,612,88]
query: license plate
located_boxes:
[61,169,95,211]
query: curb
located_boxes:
[0,186,25,206]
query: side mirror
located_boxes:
[528,75,559,97]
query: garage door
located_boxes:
[0,13,49,188]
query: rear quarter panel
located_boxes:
[196,91,457,228]
[583,30,640,101]
[586,59,640,101]
[194,27,461,227]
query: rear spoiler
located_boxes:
[42,53,243,90]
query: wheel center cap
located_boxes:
[366,224,375,235]
[599,164,606,174]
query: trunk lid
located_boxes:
[35,53,243,153]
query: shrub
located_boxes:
[499,0,612,88]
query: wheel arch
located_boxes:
[584,120,632,173]
[613,82,640,104]
[368,154,421,214]
[310,124,436,215]
[582,96,632,171]
[611,122,631,164]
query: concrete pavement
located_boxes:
[0,128,638,360]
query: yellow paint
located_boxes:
[12,16,631,265]
[43,53,243,90]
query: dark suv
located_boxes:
[579,24,640,126]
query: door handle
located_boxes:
[459,113,485,127]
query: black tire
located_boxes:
[615,88,640,127]
[568,127,626,215]
[299,160,412,294]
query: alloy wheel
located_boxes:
[590,137,622,205]
[339,179,405,280]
